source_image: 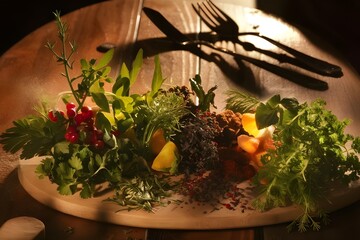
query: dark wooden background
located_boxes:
[1,0,360,73]
[0,0,106,54]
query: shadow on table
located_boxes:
[257,0,360,75]
[99,34,333,95]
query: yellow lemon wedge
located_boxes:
[149,129,167,155]
[151,141,178,172]
[242,113,260,137]
[237,134,260,154]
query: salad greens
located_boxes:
[0,11,359,233]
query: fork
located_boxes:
[192,0,343,78]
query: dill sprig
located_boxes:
[225,90,260,113]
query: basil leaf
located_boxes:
[94,48,114,70]
[91,92,110,112]
[255,102,280,129]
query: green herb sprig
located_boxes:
[227,91,360,231]
[0,12,175,210]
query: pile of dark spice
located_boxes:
[176,170,255,213]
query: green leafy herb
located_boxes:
[0,112,66,159]
[225,89,260,113]
[46,11,114,110]
[189,74,217,111]
[137,92,190,147]
[107,175,173,212]
[251,96,360,231]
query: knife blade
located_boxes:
[143,7,191,43]
[143,7,329,91]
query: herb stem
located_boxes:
[53,11,82,108]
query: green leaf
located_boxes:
[189,75,217,111]
[116,96,134,113]
[0,116,65,159]
[129,49,143,85]
[352,137,360,153]
[57,162,76,180]
[103,129,117,148]
[53,141,70,155]
[150,55,164,97]
[68,156,83,170]
[94,48,114,70]
[120,63,130,79]
[280,97,299,111]
[102,66,112,78]
[267,94,281,107]
[225,90,260,113]
[189,75,205,101]
[58,183,76,195]
[80,182,93,198]
[112,100,125,120]
[78,147,93,160]
[91,92,110,112]
[89,79,105,94]
[80,58,89,70]
[117,118,134,133]
[113,77,130,96]
[256,102,280,129]
[88,157,96,174]
[35,158,54,178]
[95,154,104,167]
[95,112,113,132]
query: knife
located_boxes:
[143,7,329,91]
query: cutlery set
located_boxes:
[143,0,344,91]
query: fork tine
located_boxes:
[207,0,238,26]
[192,3,217,31]
[203,0,226,23]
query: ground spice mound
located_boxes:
[176,170,255,213]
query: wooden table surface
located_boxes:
[1,0,359,239]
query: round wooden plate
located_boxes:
[18,156,360,229]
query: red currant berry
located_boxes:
[86,118,94,126]
[59,111,65,118]
[83,111,93,121]
[65,132,79,143]
[48,110,58,122]
[67,108,77,118]
[81,106,91,113]
[94,140,105,149]
[90,133,98,144]
[66,102,76,110]
[66,125,77,134]
[74,113,84,125]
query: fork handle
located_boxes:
[239,53,329,90]
[243,33,343,78]
[201,41,328,90]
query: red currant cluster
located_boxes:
[48,102,105,149]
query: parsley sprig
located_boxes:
[227,91,360,231]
